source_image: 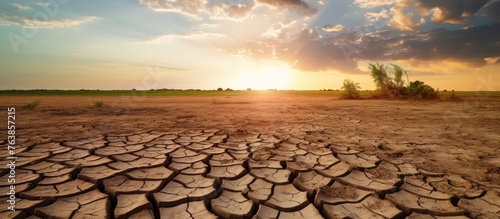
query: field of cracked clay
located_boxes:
[0,95,499,218]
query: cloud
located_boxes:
[138,0,498,76]
[357,24,500,68]
[387,0,492,31]
[279,18,297,27]
[9,3,33,11]
[255,0,318,15]
[219,2,255,20]
[274,28,363,73]
[484,56,500,65]
[138,0,255,20]
[354,0,397,8]
[418,0,489,24]
[196,23,220,29]
[484,0,500,22]
[388,0,426,31]
[138,0,207,16]
[34,2,51,7]
[145,32,227,43]
[139,0,321,21]
[261,24,284,38]
[327,24,500,72]
[365,8,389,22]
[322,24,344,32]
[0,13,98,28]
[232,21,500,75]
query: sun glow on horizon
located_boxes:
[235,65,291,90]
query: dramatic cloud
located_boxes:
[339,23,500,69]
[387,0,492,31]
[388,0,426,31]
[274,28,363,73]
[233,21,500,75]
[379,24,500,66]
[322,24,344,32]
[0,13,98,28]
[137,0,499,75]
[418,0,489,24]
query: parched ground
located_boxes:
[0,94,499,218]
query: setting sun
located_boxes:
[237,65,291,90]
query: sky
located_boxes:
[0,0,499,91]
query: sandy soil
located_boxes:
[0,94,499,218]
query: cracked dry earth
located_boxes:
[0,95,499,219]
[2,132,499,219]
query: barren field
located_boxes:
[1,93,499,218]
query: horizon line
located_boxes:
[0,89,496,92]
